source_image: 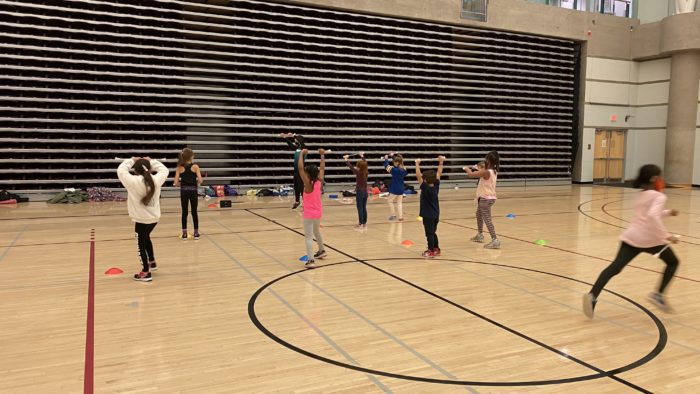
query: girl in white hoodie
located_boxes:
[117,157,169,282]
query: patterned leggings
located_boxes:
[476,198,496,239]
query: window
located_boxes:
[461,0,488,22]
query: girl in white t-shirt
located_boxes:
[117,157,169,282]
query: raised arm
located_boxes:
[383,154,393,173]
[150,159,169,187]
[436,156,445,180]
[117,158,138,188]
[318,148,326,180]
[463,166,491,180]
[280,133,297,150]
[297,149,310,187]
[344,155,359,175]
[415,159,423,184]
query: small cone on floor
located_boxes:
[535,239,547,246]
[299,255,309,262]
[105,267,123,275]
[401,240,414,247]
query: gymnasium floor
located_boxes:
[1,185,699,393]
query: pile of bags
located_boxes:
[87,187,126,202]
[0,190,27,204]
[47,189,89,204]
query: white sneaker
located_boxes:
[470,233,484,243]
[484,239,501,249]
[304,260,317,269]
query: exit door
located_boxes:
[594,129,626,182]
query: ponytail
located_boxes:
[178,147,194,167]
[133,159,156,205]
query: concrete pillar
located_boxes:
[664,50,700,184]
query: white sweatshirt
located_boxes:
[117,159,169,224]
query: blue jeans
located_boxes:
[356,190,368,225]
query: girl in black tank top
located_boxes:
[174,148,203,239]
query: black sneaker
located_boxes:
[314,250,327,259]
[292,202,300,210]
[149,261,158,271]
[193,232,200,240]
[583,293,596,318]
[133,271,152,282]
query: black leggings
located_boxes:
[135,222,157,272]
[293,172,303,203]
[423,217,440,250]
[180,191,199,230]
[590,241,679,298]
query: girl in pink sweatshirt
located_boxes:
[583,164,680,317]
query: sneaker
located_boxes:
[314,250,327,259]
[398,217,404,222]
[432,248,441,257]
[470,233,484,243]
[648,292,672,312]
[148,261,158,271]
[484,239,501,249]
[304,260,317,269]
[180,232,188,240]
[388,215,397,221]
[292,202,300,210]
[421,249,435,258]
[193,232,200,240]
[582,293,596,318]
[133,271,152,282]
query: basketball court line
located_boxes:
[578,198,700,247]
[244,209,653,392]
[84,229,95,394]
[0,190,610,222]
[318,216,700,354]
[0,226,26,262]
[201,233,392,392]
[600,199,700,241]
[0,210,577,249]
[440,220,700,284]
[210,217,479,394]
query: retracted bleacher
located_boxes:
[0,0,580,191]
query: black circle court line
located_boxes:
[249,258,664,390]
[599,199,700,243]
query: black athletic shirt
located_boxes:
[180,164,197,187]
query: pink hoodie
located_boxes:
[620,190,672,248]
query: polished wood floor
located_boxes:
[1,185,699,393]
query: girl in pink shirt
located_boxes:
[584,164,680,317]
[298,148,328,268]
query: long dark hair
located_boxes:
[485,151,500,173]
[178,147,194,167]
[633,164,661,189]
[357,160,369,178]
[305,164,320,184]
[132,159,156,205]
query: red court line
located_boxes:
[84,229,95,394]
